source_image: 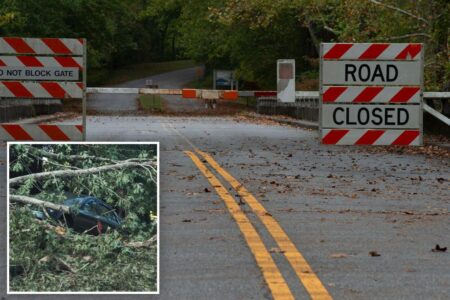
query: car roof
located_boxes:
[64,196,96,205]
[64,196,114,209]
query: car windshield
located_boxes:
[83,200,97,214]
[96,204,118,222]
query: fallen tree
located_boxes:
[10,159,157,187]
[9,144,158,292]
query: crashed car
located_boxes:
[33,196,122,234]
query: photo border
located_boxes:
[7,141,160,295]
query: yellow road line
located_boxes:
[185,151,294,300]
[197,150,332,300]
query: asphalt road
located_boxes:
[1,115,448,299]
[87,66,204,113]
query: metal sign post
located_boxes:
[319,43,423,146]
[0,37,87,141]
[82,38,87,141]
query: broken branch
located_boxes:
[10,195,71,214]
[124,235,157,249]
[10,160,157,187]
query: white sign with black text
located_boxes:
[322,104,420,129]
[322,61,421,86]
[0,67,79,81]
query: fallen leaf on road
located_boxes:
[431,244,447,252]
[369,251,381,257]
[269,247,285,253]
[436,178,446,184]
[204,188,211,193]
[278,208,294,212]
[330,253,348,259]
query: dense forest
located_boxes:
[0,0,448,89]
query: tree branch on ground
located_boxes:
[124,235,157,248]
[10,195,71,214]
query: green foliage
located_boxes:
[177,0,449,89]
[0,0,186,84]
[0,0,447,88]
[9,144,158,292]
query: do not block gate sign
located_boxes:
[319,43,423,146]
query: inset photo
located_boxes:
[7,142,159,294]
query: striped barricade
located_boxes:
[0,124,83,141]
[0,37,86,141]
[181,89,238,100]
[320,43,423,146]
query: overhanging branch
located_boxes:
[368,0,429,25]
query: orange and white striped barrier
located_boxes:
[322,86,420,103]
[0,124,83,141]
[0,81,83,98]
[0,56,82,68]
[0,36,86,141]
[181,89,238,100]
[323,43,422,60]
[0,37,84,55]
[322,129,420,146]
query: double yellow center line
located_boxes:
[186,151,295,299]
[167,124,332,299]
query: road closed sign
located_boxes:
[320,43,423,146]
[322,104,420,129]
[322,61,421,85]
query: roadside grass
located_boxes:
[90,60,198,86]
[139,95,164,112]
[237,97,257,108]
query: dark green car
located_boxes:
[35,196,122,234]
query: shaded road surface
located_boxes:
[1,115,448,299]
[87,66,204,113]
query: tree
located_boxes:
[177,0,449,89]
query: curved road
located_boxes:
[87,66,205,113]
